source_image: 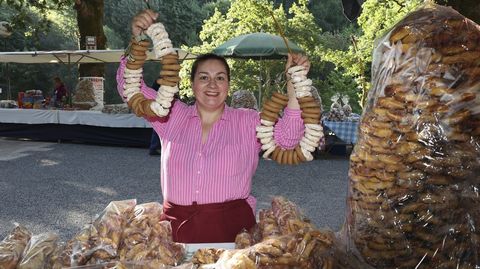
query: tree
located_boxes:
[104,0,206,49]
[74,0,106,77]
[0,4,78,100]
[179,0,325,106]
[321,0,423,108]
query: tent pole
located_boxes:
[258,58,263,109]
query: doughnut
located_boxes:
[156,78,177,87]
[264,100,284,110]
[260,112,278,122]
[301,112,321,119]
[299,100,320,108]
[260,119,275,126]
[162,64,181,71]
[295,146,306,162]
[263,102,282,114]
[297,96,315,104]
[256,125,274,133]
[262,144,276,159]
[303,118,320,124]
[270,95,288,106]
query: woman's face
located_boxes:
[192,59,229,112]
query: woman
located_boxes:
[116,10,309,243]
[52,77,67,108]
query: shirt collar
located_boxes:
[188,103,232,121]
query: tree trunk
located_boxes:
[74,0,106,77]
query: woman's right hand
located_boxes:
[131,9,158,37]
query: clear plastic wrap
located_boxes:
[326,93,346,121]
[230,90,258,110]
[219,196,339,268]
[0,223,32,269]
[341,95,352,118]
[64,260,191,269]
[17,232,59,269]
[345,3,480,268]
[216,230,336,269]
[118,202,185,267]
[59,199,137,267]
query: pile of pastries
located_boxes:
[347,4,480,268]
[192,196,336,269]
[0,200,185,269]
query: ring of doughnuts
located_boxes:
[123,22,182,118]
[256,65,324,165]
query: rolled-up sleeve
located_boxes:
[116,56,157,101]
[273,107,304,149]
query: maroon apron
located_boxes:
[160,199,256,243]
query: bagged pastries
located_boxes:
[0,224,32,269]
[17,232,59,269]
[345,4,480,268]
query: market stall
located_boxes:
[0,48,197,146]
[0,108,152,147]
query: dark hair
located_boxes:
[53,77,62,83]
[190,53,230,82]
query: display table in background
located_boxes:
[322,120,359,156]
[322,120,359,144]
[0,109,152,147]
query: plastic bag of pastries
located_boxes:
[327,93,345,121]
[59,199,137,267]
[230,90,258,110]
[215,230,335,269]
[344,3,480,268]
[118,202,185,266]
[17,232,59,269]
[0,223,32,269]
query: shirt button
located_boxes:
[195,190,199,194]
[197,171,200,174]
[199,152,202,156]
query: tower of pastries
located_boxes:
[346,4,480,268]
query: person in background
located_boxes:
[117,9,309,243]
[53,77,67,108]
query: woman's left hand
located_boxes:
[285,53,310,80]
[285,53,310,100]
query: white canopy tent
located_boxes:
[0,49,196,100]
[0,48,196,64]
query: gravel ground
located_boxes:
[0,138,350,241]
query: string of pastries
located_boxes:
[122,22,180,118]
[256,66,324,165]
[348,5,480,268]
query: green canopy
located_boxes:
[212,32,304,59]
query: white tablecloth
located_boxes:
[0,108,151,128]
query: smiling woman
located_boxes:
[116,9,310,244]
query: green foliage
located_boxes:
[0,4,78,100]
[317,70,361,114]
[104,0,205,49]
[180,0,326,105]
[0,0,72,43]
[307,0,350,32]
[321,0,424,108]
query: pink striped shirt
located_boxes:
[117,58,304,212]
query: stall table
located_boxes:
[322,120,359,155]
[0,108,152,147]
